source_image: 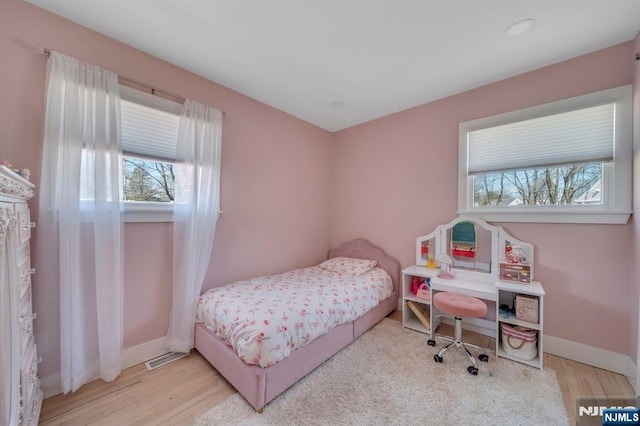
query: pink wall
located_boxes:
[0,0,333,379]
[331,42,635,355]
[632,32,640,377]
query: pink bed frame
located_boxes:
[194,239,400,411]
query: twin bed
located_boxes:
[194,239,400,411]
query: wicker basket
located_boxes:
[500,323,537,360]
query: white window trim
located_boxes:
[120,85,182,223]
[80,202,177,223]
[457,85,632,224]
[124,202,174,223]
[122,202,223,223]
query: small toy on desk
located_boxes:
[436,254,454,279]
[505,242,525,264]
[426,253,437,269]
[411,276,423,295]
[412,276,430,300]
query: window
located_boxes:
[120,85,182,222]
[458,85,632,224]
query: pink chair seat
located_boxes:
[433,292,487,318]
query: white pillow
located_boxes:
[318,256,378,276]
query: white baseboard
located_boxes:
[42,336,168,399]
[41,373,62,399]
[544,334,635,385]
[121,337,168,371]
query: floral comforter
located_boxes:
[196,266,393,368]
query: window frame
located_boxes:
[119,85,183,223]
[457,85,632,224]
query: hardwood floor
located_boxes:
[40,352,235,425]
[40,313,634,425]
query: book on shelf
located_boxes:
[407,300,430,329]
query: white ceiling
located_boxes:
[25,0,640,132]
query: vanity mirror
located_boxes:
[446,221,492,273]
[415,216,534,281]
[407,215,543,369]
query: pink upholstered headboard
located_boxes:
[327,239,400,295]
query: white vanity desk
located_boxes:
[429,269,497,301]
[402,217,545,369]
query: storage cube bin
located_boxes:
[500,323,537,360]
[515,294,538,323]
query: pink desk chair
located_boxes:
[427,292,489,375]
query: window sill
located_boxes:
[124,210,173,223]
[458,210,631,225]
[124,202,173,223]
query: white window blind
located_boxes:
[121,99,180,161]
[467,103,614,174]
[119,85,182,161]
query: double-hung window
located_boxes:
[458,85,632,224]
[119,85,182,222]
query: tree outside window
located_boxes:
[473,163,602,207]
[123,157,175,202]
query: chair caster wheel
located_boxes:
[427,339,436,347]
[434,355,443,363]
[467,366,478,375]
[479,354,489,362]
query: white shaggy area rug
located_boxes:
[195,318,569,425]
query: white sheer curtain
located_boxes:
[36,51,124,393]
[166,100,222,352]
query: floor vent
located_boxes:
[145,352,189,371]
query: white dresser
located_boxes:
[0,166,42,425]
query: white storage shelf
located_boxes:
[402,296,432,334]
[401,266,437,335]
[496,280,544,369]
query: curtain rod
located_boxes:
[36,46,228,116]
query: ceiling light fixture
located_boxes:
[504,19,536,37]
